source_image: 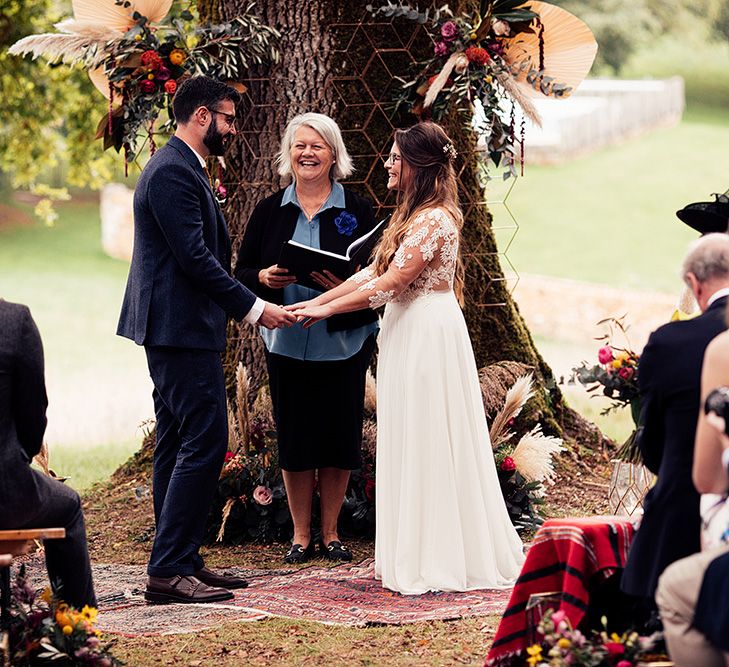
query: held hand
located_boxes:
[284,299,317,312]
[310,270,344,291]
[259,264,296,289]
[289,303,334,329]
[259,302,297,329]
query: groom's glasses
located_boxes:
[208,109,237,129]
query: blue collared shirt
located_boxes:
[260,182,379,361]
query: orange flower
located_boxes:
[169,49,187,66]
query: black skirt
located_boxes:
[265,334,376,472]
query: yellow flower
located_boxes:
[41,587,53,604]
[81,605,99,625]
[615,351,630,364]
[169,48,187,65]
[526,644,543,666]
[469,31,478,40]
[610,632,623,643]
[557,638,571,649]
[134,34,142,41]
[611,359,622,370]
[147,73,155,80]
[62,625,73,635]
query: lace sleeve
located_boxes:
[347,266,375,284]
[354,208,457,309]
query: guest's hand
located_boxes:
[259,265,296,289]
[288,303,334,328]
[310,270,343,290]
[259,302,297,329]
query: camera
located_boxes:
[704,386,729,435]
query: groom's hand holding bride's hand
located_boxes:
[285,301,333,329]
[259,302,297,329]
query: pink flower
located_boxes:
[440,21,458,41]
[155,66,171,81]
[598,346,614,364]
[500,456,516,472]
[618,366,634,380]
[252,485,273,505]
[216,185,228,200]
[224,451,235,462]
[434,41,449,57]
[617,661,634,667]
[551,609,567,627]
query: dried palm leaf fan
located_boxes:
[74,0,174,99]
[502,0,597,99]
[72,0,172,31]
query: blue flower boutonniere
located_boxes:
[334,211,358,236]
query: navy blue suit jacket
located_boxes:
[621,296,728,598]
[117,136,256,352]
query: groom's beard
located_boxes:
[203,121,227,156]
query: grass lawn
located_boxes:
[499,106,729,294]
[0,197,152,490]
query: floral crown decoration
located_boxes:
[443,142,458,161]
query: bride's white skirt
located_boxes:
[375,291,525,595]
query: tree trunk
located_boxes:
[199,0,607,446]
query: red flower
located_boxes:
[605,642,625,657]
[616,661,634,667]
[364,478,376,502]
[164,80,177,95]
[139,79,156,94]
[465,46,490,65]
[500,456,516,472]
[140,50,163,70]
[224,451,235,462]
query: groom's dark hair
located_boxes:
[172,76,241,125]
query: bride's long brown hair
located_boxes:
[373,121,465,300]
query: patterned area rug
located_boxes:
[20,559,511,636]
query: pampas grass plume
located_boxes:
[512,425,564,486]
[490,373,534,448]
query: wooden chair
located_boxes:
[0,529,65,630]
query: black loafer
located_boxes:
[284,542,316,564]
[319,540,352,562]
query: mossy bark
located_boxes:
[197,0,608,447]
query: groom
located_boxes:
[117,76,295,603]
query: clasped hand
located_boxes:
[285,300,333,329]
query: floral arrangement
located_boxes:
[369,1,595,178]
[10,1,280,167]
[491,374,564,532]
[521,608,664,667]
[571,317,642,461]
[6,566,120,666]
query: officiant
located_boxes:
[235,113,379,564]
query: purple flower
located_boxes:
[440,21,458,42]
[433,41,449,57]
[334,211,358,236]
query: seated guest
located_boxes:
[621,234,729,604]
[0,299,96,609]
[656,324,729,667]
[235,113,379,563]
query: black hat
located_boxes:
[676,191,729,235]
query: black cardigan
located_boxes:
[234,186,380,332]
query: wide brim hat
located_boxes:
[676,191,729,235]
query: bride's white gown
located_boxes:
[350,207,525,595]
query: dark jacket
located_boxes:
[0,300,48,516]
[621,296,729,598]
[117,136,256,352]
[234,186,379,332]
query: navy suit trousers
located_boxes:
[144,346,227,578]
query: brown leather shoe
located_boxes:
[194,566,249,590]
[144,575,234,604]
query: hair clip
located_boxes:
[443,142,457,161]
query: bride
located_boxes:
[288,121,524,594]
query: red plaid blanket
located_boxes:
[485,516,635,665]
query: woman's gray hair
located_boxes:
[276,113,354,181]
[682,232,729,283]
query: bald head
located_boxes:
[682,233,729,311]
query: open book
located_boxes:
[278,216,389,291]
